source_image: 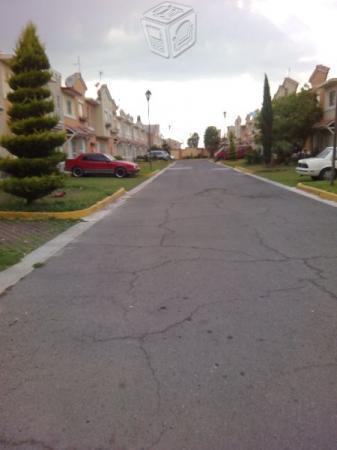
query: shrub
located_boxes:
[0,23,65,204]
[245,147,263,165]
[273,141,294,165]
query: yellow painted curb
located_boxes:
[0,188,126,220]
[297,183,337,202]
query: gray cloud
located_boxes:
[0,0,313,82]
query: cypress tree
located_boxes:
[261,74,273,165]
[0,23,65,204]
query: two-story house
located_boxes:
[306,65,336,153]
[61,73,96,158]
[88,84,118,155]
[274,77,299,100]
[116,110,137,160]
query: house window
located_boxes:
[66,99,72,116]
[78,101,84,118]
[56,95,61,113]
[78,138,86,153]
[99,141,107,153]
[329,90,336,107]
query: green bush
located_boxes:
[0,154,64,177]
[273,141,294,165]
[1,175,64,204]
[114,155,124,160]
[1,132,66,158]
[245,148,263,165]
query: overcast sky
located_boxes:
[1,0,337,144]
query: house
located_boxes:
[88,84,119,155]
[133,116,148,155]
[165,138,182,150]
[115,111,161,160]
[227,111,258,147]
[61,73,96,158]
[116,110,137,160]
[49,69,64,131]
[149,124,163,148]
[0,53,12,157]
[306,65,336,154]
[274,77,299,99]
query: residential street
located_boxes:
[1,159,337,450]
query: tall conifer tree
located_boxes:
[261,74,273,165]
[0,23,65,204]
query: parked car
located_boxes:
[148,149,174,161]
[296,146,337,180]
[214,145,251,161]
[65,153,140,178]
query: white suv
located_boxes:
[296,147,337,180]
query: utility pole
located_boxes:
[145,90,152,171]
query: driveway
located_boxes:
[1,160,337,450]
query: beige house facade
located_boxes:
[0,53,12,157]
[227,111,258,146]
[0,59,173,162]
[306,65,336,153]
[89,84,119,156]
[274,77,299,100]
[61,73,96,158]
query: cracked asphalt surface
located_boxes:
[1,159,337,450]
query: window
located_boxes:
[56,95,61,113]
[83,154,108,161]
[78,101,84,117]
[99,141,107,153]
[329,90,336,107]
[66,99,72,115]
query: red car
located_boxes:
[65,153,140,178]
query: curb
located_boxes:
[0,188,126,220]
[297,183,337,202]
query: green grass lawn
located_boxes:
[0,219,76,271]
[0,161,169,212]
[223,159,313,187]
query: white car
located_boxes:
[296,147,337,180]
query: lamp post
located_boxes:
[145,90,152,170]
[330,91,337,185]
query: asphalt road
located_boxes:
[1,160,337,450]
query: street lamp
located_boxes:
[145,89,152,170]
